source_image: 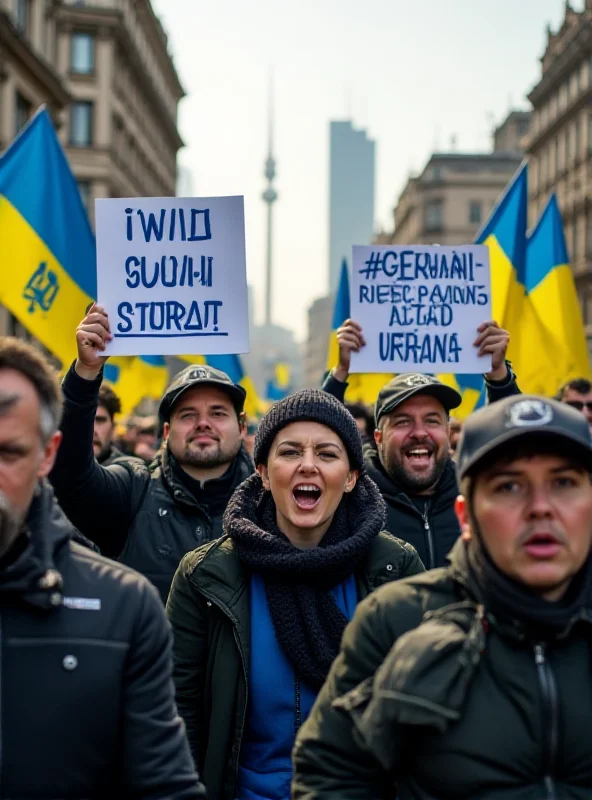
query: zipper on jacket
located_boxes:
[534,643,559,800]
[294,677,302,735]
[421,505,436,570]
[198,587,248,794]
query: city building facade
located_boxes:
[304,294,333,390]
[376,146,524,247]
[328,120,375,294]
[525,0,592,342]
[0,0,184,338]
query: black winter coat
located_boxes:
[50,364,254,602]
[1,482,204,799]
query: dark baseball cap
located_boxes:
[375,374,462,424]
[158,364,246,422]
[457,394,592,481]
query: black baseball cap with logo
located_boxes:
[375,374,462,425]
[457,394,592,481]
[158,364,247,422]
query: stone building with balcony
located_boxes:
[375,146,524,246]
[0,0,184,336]
[525,0,592,342]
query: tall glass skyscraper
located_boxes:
[329,121,375,293]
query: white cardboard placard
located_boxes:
[96,196,249,356]
[350,244,492,374]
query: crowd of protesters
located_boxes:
[1,302,592,797]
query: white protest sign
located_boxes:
[350,244,492,374]
[96,196,249,357]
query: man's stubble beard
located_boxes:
[181,438,242,469]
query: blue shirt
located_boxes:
[237,572,358,800]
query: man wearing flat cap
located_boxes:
[293,394,592,798]
[323,318,520,568]
[50,304,253,602]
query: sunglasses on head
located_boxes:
[565,400,592,412]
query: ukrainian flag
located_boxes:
[104,356,169,417]
[475,160,528,359]
[0,107,94,366]
[266,363,291,401]
[525,193,591,389]
[179,353,265,418]
[436,162,529,418]
[327,258,393,406]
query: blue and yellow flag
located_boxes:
[437,162,529,418]
[104,356,168,417]
[525,194,590,389]
[475,161,528,338]
[266,362,291,402]
[327,258,392,406]
[0,107,170,415]
[179,353,266,419]
[0,107,95,366]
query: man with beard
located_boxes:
[323,319,519,568]
[50,304,253,602]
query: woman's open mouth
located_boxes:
[292,484,322,510]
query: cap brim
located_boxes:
[460,428,592,480]
[378,384,462,422]
[159,380,247,420]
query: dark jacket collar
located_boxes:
[155,445,254,512]
[0,481,73,610]
[447,538,592,639]
[363,443,458,510]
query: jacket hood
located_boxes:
[0,480,74,610]
[363,443,458,508]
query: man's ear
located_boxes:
[257,463,270,490]
[38,431,62,479]
[239,412,247,437]
[374,426,382,447]
[455,494,472,543]
[163,421,170,441]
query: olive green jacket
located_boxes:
[292,542,592,799]
[166,532,424,800]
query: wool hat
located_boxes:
[254,389,364,470]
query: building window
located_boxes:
[14,0,30,35]
[70,101,93,146]
[71,33,95,74]
[469,200,482,225]
[77,180,91,214]
[14,92,32,136]
[425,200,443,232]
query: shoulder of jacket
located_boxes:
[179,535,238,576]
[67,541,159,599]
[370,567,455,613]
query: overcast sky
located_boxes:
[151,0,573,341]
